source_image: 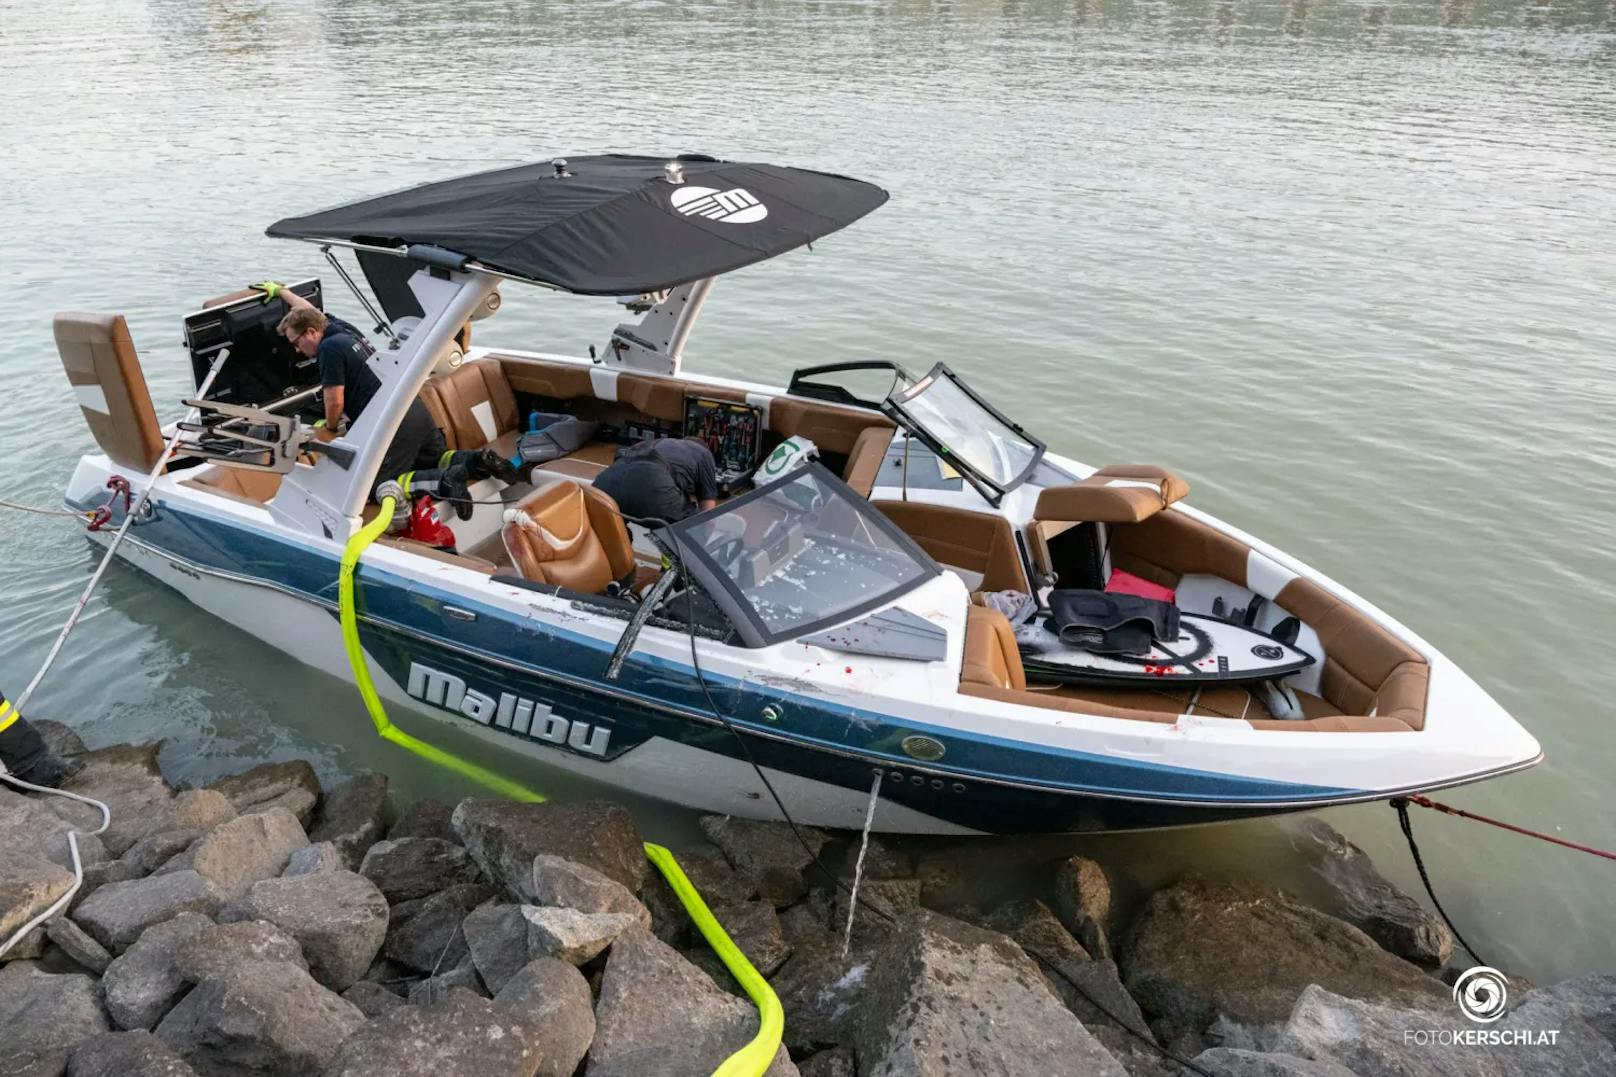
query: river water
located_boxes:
[2,0,1613,984]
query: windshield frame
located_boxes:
[654,462,941,648]
[879,362,1046,506]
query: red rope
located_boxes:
[1404,794,1616,862]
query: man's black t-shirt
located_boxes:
[649,438,719,504]
[317,315,382,422]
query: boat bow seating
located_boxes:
[501,479,636,594]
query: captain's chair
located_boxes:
[501,479,636,594]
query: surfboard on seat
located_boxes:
[1014,612,1315,685]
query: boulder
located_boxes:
[50,743,176,856]
[452,798,646,896]
[407,959,486,1004]
[154,960,363,1076]
[0,964,112,1075]
[463,903,533,994]
[796,1048,856,1077]
[523,905,639,966]
[219,870,387,991]
[173,920,307,982]
[769,928,879,1056]
[31,719,87,759]
[588,925,797,1077]
[1054,854,1114,960]
[359,837,480,902]
[1522,975,1616,1047]
[67,1030,200,1077]
[118,791,238,878]
[204,761,320,828]
[529,854,650,926]
[383,882,490,973]
[340,980,409,1018]
[282,841,345,877]
[325,988,541,1077]
[75,871,223,952]
[492,957,596,1077]
[710,899,791,976]
[184,808,309,902]
[852,910,1128,1077]
[1290,818,1454,966]
[4,923,46,961]
[698,815,826,907]
[0,849,74,945]
[830,877,924,936]
[986,899,1155,1041]
[73,860,138,909]
[1191,1048,1357,1077]
[386,798,458,843]
[1119,877,1448,1038]
[48,916,112,975]
[103,912,213,1030]
[307,772,389,869]
[0,785,108,871]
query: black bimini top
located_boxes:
[267,154,888,296]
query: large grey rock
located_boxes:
[523,905,639,965]
[386,798,457,843]
[588,925,797,1077]
[529,854,650,925]
[0,785,108,871]
[31,719,87,759]
[796,1048,856,1077]
[829,877,924,937]
[359,837,479,902]
[219,870,387,991]
[1291,817,1454,966]
[48,916,112,975]
[0,964,112,1075]
[75,871,223,952]
[184,808,308,902]
[1054,854,1114,960]
[1119,877,1448,1038]
[103,912,213,1030]
[118,791,238,878]
[382,882,490,973]
[51,743,176,856]
[1523,975,1616,1047]
[698,815,826,907]
[452,798,646,896]
[463,903,532,994]
[492,957,594,1077]
[852,909,1127,1077]
[173,920,306,983]
[324,988,540,1076]
[340,980,409,1018]
[204,761,320,828]
[407,959,487,1004]
[307,772,389,869]
[0,849,73,945]
[710,899,791,976]
[1192,1048,1358,1077]
[1264,982,1616,1077]
[282,842,345,877]
[769,920,879,1056]
[67,1030,199,1077]
[154,960,363,1076]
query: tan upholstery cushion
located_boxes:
[842,426,895,496]
[1034,465,1190,525]
[501,480,635,593]
[960,605,1026,692]
[876,501,1030,594]
[422,360,520,451]
[497,356,597,401]
[1106,509,1251,591]
[55,313,165,472]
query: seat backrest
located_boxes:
[420,359,520,451]
[54,313,165,472]
[501,480,636,593]
[960,605,1026,691]
[873,500,1030,594]
[842,425,895,497]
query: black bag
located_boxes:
[515,417,599,465]
[1046,589,1180,655]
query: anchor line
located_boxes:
[1391,798,1490,969]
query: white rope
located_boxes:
[0,498,90,520]
[841,768,884,961]
[0,769,111,958]
[11,349,230,716]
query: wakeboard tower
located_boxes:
[49,153,1541,835]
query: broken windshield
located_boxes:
[882,364,1045,503]
[658,464,938,648]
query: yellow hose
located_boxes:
[340,498,784,1075]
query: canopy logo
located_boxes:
[671,186,769,224]
[406,662,612,757]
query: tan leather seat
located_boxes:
[55,313,165,472]
[419,359,521,455]
[875,501,1031,594]
[1034,465,1190,525]
[842,425,895,496]
[960,605,1026,691]
[501,480,635,593]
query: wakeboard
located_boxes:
[1015,612,1315,685]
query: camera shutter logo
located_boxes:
[671,186,769,224]
[1453,966,1509,1024]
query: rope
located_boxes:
[0,498,93,521]
[1402,793,1616,862]
[1391,798,1489,968]
[0,771,111,958]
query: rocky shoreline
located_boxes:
[1,726,1611,1076]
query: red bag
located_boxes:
[403,496,458,551]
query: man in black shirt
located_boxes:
[593,437,719,523]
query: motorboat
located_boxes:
[55,155,1541,834]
